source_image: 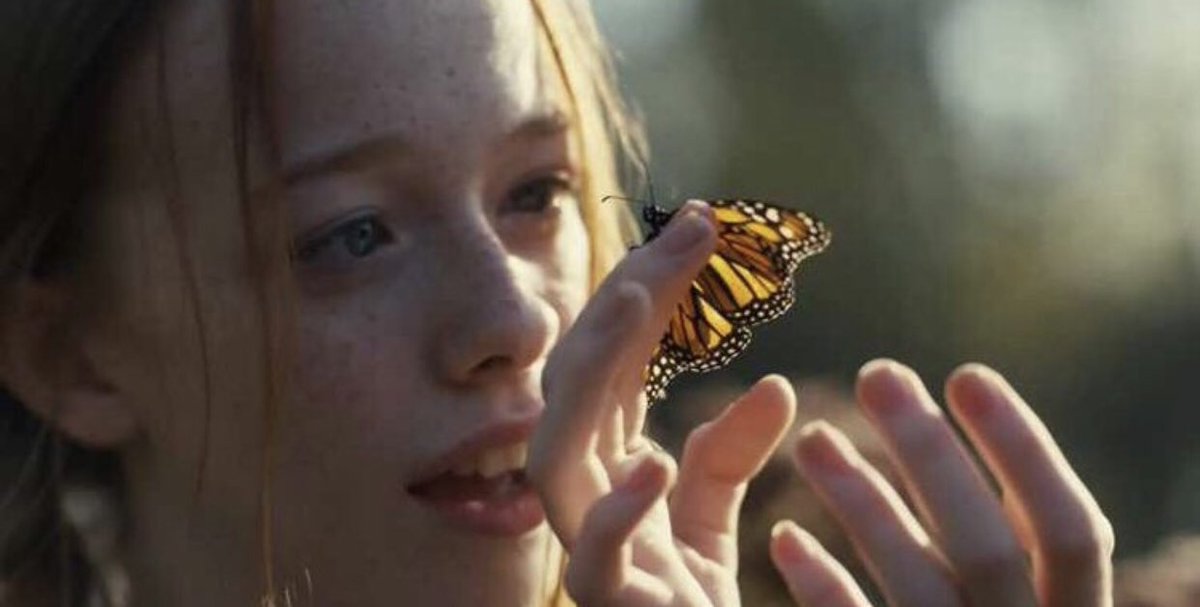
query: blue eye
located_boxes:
[296,214,394,264]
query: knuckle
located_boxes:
[1043,518,1114,566]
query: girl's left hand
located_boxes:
[529,200,797,606]
[768,360,1115,607]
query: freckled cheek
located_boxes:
[287,306,428,463]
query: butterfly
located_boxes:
[640,199,831,405]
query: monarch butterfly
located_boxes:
[640,199,832,405]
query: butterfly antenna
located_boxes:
[603,153,664,208]
[646,170,659,207]
[627,149,661,208]
[601,195,650,206]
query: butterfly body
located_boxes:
[642,199,831,405]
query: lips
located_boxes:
[406,419,546,537]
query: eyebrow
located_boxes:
[281,110,572,186]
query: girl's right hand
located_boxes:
[529,200,798,606]
[529,199,1115,607]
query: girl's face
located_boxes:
[96,0,589,603]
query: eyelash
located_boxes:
[295,213,394,266]
[505,174,576,217]
[293,174,575,267]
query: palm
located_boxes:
[533,361,793,606]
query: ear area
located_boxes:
[0,280,139,449]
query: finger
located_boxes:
[608,199,718,405]
[670,375,796,568]
[770,520,873,607]
[793,421,960,607]
[856,360,1035,606]
[609,453,713,603]
[597,397,628,467]
[564,454,673,605]
[617,454,694,579]
[539,199,714,450]
[945,364,1114,606]
[531,281,650,545]
[532,203,714,550]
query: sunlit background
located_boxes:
[595,1,1200,602]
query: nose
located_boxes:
[429,224,556,387]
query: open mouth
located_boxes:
[407,441,545,536]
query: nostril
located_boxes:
[474,355,508,374]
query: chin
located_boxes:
[402,526,563,606]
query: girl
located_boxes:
[0,0,1114,605]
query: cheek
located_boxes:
[284,208,590,444]
[274,297,439,553]
[286,280,430,469]
[544,205,592,334]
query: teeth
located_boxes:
[453,442,529,479]
[512,443,528,470]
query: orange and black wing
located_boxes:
[700,199,830,323]
[644,283,753,405]
[643,199,831,405]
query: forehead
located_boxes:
[273,0,556,169]
[96,0,569,289]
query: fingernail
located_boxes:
[796,422,854,475]
[858,359,937,419]
[657,201,713,254]
[770,521,810,564]
[949,364,1002,419]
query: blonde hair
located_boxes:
[0,0,645,605]
[529,0,646,289]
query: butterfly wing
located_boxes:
[692,200,830,325]
[710,199,832,269]
[644,284,753,405]
[643,199,831,405]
